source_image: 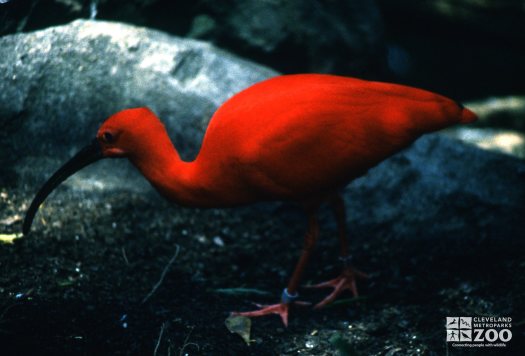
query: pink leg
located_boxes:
[307,194,368,309]
[308,264,368,309]
[231,213,318,326]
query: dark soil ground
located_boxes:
[1,185,523,355]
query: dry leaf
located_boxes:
[225,315,252,345]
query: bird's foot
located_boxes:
[230,288,310,327]
[306,267,368,309]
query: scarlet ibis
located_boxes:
[23,74,476,326]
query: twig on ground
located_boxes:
[153,322,166,356]
[121,247,130,266]
[142,244,180,304]
[179,326,199,356]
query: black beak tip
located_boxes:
[21,139,103,235]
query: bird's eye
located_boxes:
[103,132,114,143]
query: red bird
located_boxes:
[23,74,476,326]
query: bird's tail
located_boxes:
[458,104,477,124]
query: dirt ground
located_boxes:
[0,186,523,355]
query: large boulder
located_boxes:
[196,0,385,76]
[346,135,525,242]
[443,96,525,159]
[0,0,385,76]
[0,19,277,185]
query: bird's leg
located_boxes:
[307,194,368,309]
[286,213,319,294]
[231,213,318,327]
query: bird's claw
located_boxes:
[231,300,311,327]
[305,267,368,309]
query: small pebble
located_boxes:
[213,236,224,247]
[195,234,207,243]
[304,336,318,349]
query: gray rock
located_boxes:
[346,135,525,241]
[0,19,277,184]
[200,0,385,75]
[464,96,525,132]
[440,96,525,159]
[444,128,525,159]
[0,0,385,76]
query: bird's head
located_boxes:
[96,107,166,158]
[22,107,163,235]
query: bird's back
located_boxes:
[194,74,469,203]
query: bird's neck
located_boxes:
[128,133,211,207]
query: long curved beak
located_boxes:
[23,139,103,235]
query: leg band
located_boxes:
[281,288,299,303]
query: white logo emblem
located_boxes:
[446,316,512,348]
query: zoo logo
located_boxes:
[446,316,512,348]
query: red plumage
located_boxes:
[24,74,477,326]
